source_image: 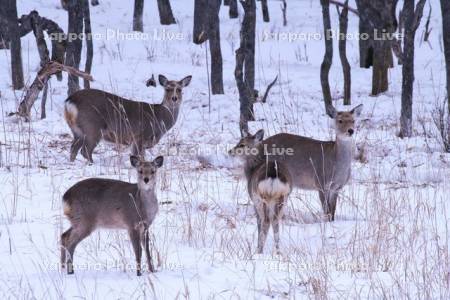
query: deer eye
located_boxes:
[139,170,143,174]
[176,88,181,93]
[338,120,343,124]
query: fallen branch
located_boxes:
[16,61,93,121]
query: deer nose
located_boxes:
[348,129,354,135]
[144,177,149,184]
[171,96,178,102]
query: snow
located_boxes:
[0,0,449,298]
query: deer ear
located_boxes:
[254,129,264,142]
[326,105,337,119]
[130,155,140,167]
[179,75,192,87]
[351,104,363,117]
[153,156,164,168]
[159,75,169,87]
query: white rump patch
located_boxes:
[257,178,291,200]
[64,102,83,136]
[65,101,78,118]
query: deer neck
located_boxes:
[334,135,354,173]
[161,100,180,124]
[243,144,266,180]
[138,188,158,222]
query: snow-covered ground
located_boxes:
[0,0,449,298]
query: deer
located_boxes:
[231,104,363,223]
[229,132,292,253]
[60,155,163,276]
[64,74,192,163]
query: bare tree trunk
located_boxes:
[356,0,398,96]
[193,0,208,44]
[236,0,256,135]
[133,0,144,32]
[320,0,333,113]
[441,0,450,113]
[83,0,93,89]
[281,0,287,26]
[224,0,230,5]
[66,0,84,96]
[3,0,24,90]
[399,0,425,138]
[208,0,223,94]
[260,0,269,22]
[0,16,10,49]
[157,0,176,25]
[19,11,67,80]
[229,0,238,19]
[193,0,223,94]
[338,1,351,105]
[28,11,50,119]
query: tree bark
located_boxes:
[320,0,333,113]
[356,0,398,96]
[66,0,84,96]
[0,16,10,49]
[157,0,176,25]
[399,0,425,138]
[28,11,50,119]
[236,0,256,135]
[19,11,67,80]
[193,0,224,94]
[208,0,224,94]
[83,0,93,89]
[3,0,24,89]
[338,1,351,105]
[193,0,208,44]
[133,0,144,32]
[260,0,269,22]
[441,0,450,113]
[281,0,287,26]
[229,0,238,19]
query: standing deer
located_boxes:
[61,155,163,276]
[64,74,192,163]
[231,104,363,222]
[229,131,292,253]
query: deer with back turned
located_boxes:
[231,104,363,224]
[61,155,163,276]
[64,74,192,163]
[230,130,292,253]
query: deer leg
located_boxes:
[256,202,270,254]
[143,230,154,272]
[129,229,142,276]
[60,227,73,269]
[82,133,101,164]
[319,190,336,222]
[329,192,338,222]
[65,226,92,274]
[69,137,83,162]
[319,190,330,221]
[272,200,285,253]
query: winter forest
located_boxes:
[0,0,450,298]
